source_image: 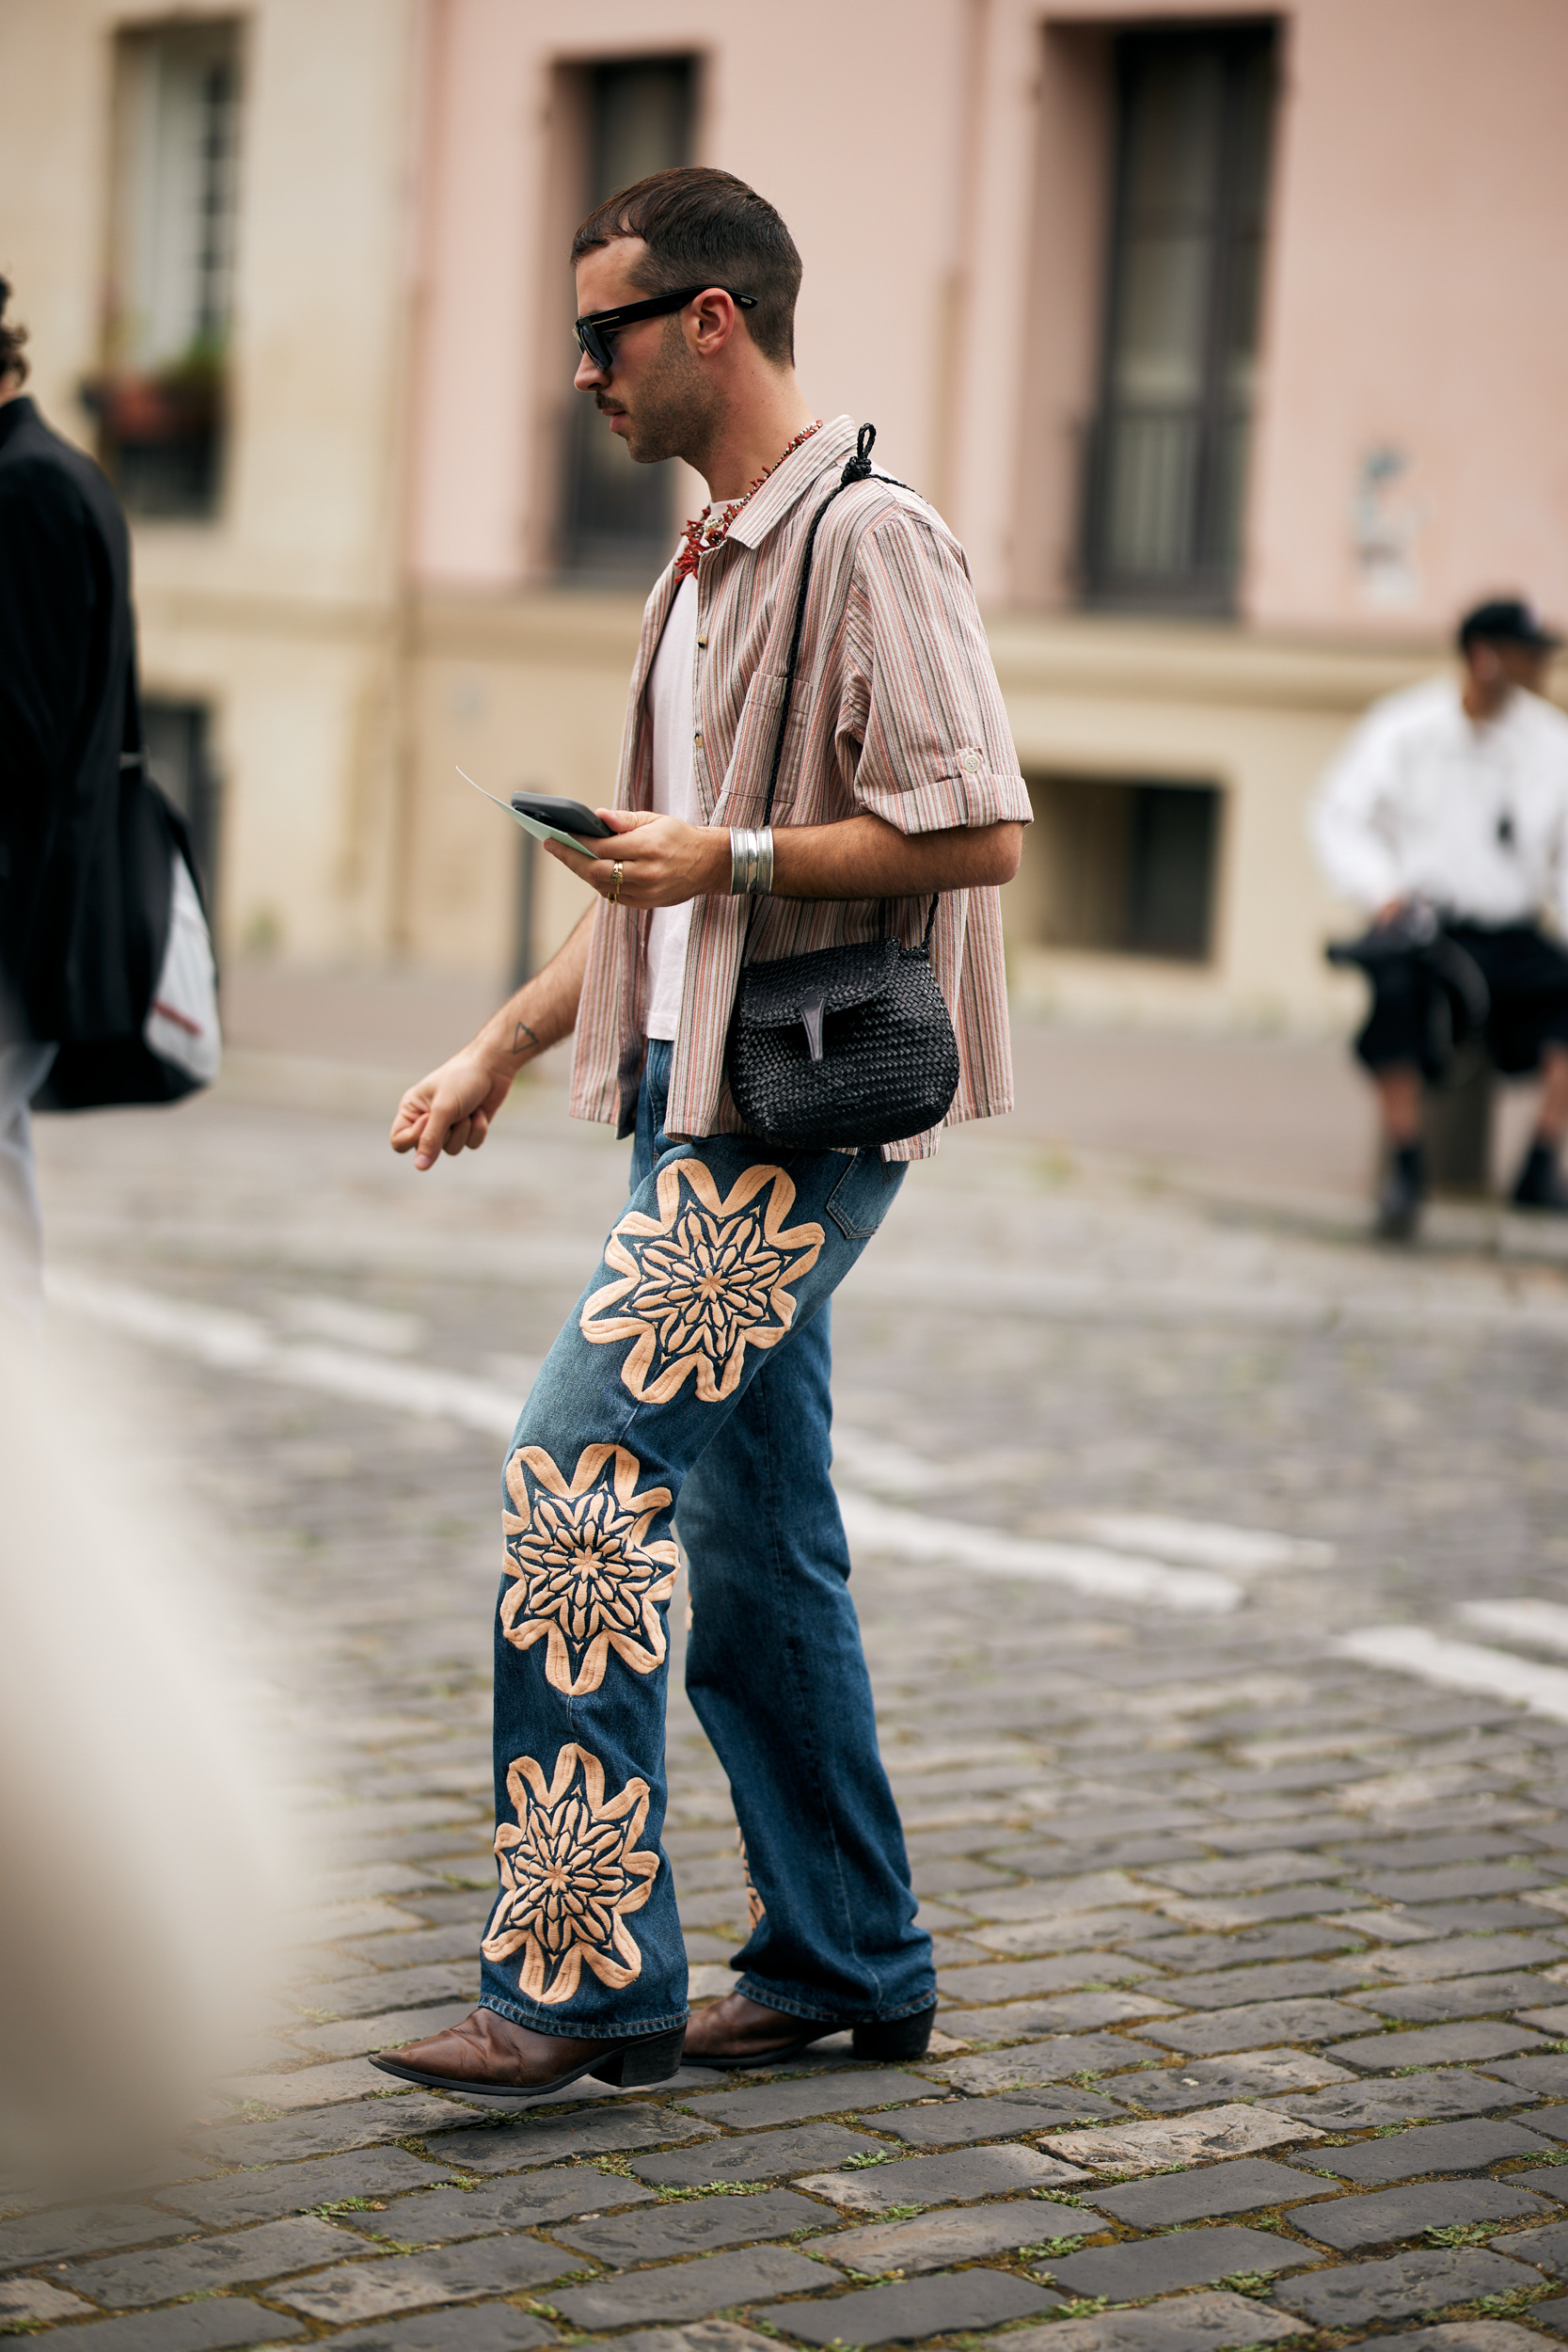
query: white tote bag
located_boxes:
[143,850,222,1088]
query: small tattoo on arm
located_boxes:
[512,1021,539,1055]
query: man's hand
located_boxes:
[390,1049,515,1171]
[544,808,728,907]
[388,910,595,1176]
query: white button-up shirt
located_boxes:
[1312,677,1568,930]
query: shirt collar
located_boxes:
[724,414,857,552]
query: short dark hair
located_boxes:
[571,166,801,368]
[0,277,29,389]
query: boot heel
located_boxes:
[589,2025,686,2089]
[852,2004,937,2062]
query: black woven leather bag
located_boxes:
[725,426,960,1151]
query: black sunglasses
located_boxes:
[574,284,756,373]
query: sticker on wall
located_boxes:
[1353,445,1425,610]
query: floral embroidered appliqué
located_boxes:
[501,1443,678,1696]
[482,1743,659,2006]
[580,1159,825,1404]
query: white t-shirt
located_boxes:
[643,575,700,1041]
[1311,676,1568,928]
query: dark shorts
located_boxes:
[1356,920,1568,1077]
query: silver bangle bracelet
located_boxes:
[729,826,775,896]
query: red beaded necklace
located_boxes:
[673,420,824,583]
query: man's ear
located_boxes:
[689,289,740,358]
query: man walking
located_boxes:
[378,167,1027,2095]
[1313,597,1568,1238]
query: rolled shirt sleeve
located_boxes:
[840,503,1032,836]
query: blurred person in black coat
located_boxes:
[0,277,147,1291]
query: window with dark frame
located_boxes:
[1081,24,1275,612]
[142,697,221,907]
[90,20,242,520]
[1025,774,1221,963]
[561,56,695,581]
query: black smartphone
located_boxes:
[510,793,614,839]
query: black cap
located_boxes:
[1458,596,1562,653]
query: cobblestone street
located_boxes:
[12,1062,1568,2352]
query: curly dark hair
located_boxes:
[0,277,29,388]
[571,167,801,369]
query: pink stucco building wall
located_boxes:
[1247,0,1568,632]
[408,0,976,594]
[12,0,1560,1012]
[407,0,1568,642]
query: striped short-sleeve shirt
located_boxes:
[569,415,1032,1161]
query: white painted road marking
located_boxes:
[1336,1623,1568,1724]
[1457,1598,1568,1657]
[277,1293,425,1356]
[832,1431,1325,1586]
[48,1268,520,1438]
[1075,1513,1334,1574]
[51,1268,1243,1614]
[835,1490,1241,1614]
[830,1425,958,1497]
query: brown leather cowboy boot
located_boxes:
[682,1990,938,2071]
[371,2005,685,2100]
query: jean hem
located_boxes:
[479,1995,689,2039]
[735,1974,937,2026]
[869,1990,940,2021]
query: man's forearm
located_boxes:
[768,813,1022,898]
[474,909,594,1076]
[663,813,1022,901]
[549,809,1022,913]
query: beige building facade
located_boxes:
[4,0,1565,1031]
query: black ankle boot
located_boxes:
[1377,1140,1426,1240]
[1513,1141,1568,1212]
[852,2004,938,2061]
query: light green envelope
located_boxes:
[457,768,606,858]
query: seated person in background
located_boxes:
[1312,596,1568,1238]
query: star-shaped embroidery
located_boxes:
[500,1442,678,1695]
[482,1743,659,2007]
[580,1159,824,1404]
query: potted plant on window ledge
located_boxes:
[80,334,227,518]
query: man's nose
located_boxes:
[574,350,609,393]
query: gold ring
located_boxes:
[610,860,624,905]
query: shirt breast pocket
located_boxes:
[717,670,793,823]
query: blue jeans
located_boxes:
[481,1041,935,2041]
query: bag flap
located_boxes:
[737,937,901,1027]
